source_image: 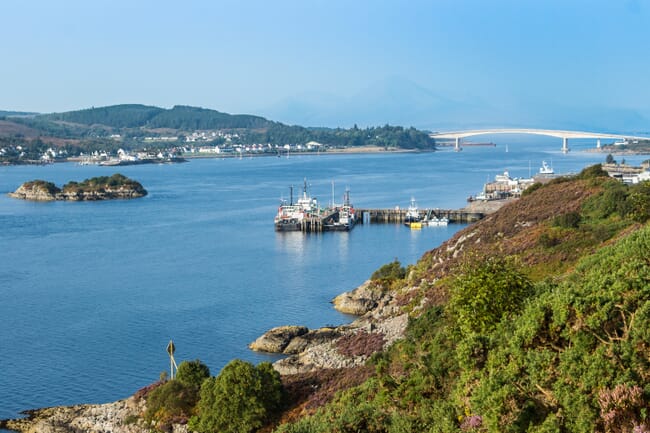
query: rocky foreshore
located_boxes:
[250,279,409,375]
[0,395,152,433]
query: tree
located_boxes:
[190,360,283,433]
[606,153,616,164]
[176,359,210,390]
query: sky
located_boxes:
[2,0,649,130]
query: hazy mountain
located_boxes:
[261,76,650,133]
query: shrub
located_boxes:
[552,211,581,229]
[176,359,210,390]
[144,380,196,429]
[190,360,283,433]
[521,182,543,197]
[576,163,609,180]
[449,256,532,335]
[143,360,209,430]
[25,179,61,195]
[371,259,406,282]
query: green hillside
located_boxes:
[270,168,650,433]
[37,104,273,130]
[39,104,164,128]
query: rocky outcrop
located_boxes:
[249,278,411,376]
[249,325,309,353]
[8,181,59,201]
[8,176,147,201]
[331,280,391,315]
[284,327,342,354]
[0,395,178,433]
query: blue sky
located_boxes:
[2,0,649,130]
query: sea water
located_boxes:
[0,136,646,419]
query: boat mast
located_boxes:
[289,185,294,205]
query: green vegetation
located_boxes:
[23,180,61,195]
[371,259,407,282]
[190,360,283,433]
[449,257,532,335]
[61,173,147,195]
[39,104,272,130]
[144,360,210,430]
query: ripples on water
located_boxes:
[0,138,646,419]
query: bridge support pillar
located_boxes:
[597,138,601,149]
[562,137,569,153]
[455,137,461,151]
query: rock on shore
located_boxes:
[250,279,408,375]
[331,280,387,315]
[0,395,173,433]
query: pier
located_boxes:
[357,208,484,224]
[300,209,339,232]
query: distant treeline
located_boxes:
[1,104,436,153]
[39,104,273,130]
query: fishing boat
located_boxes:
[324,187,357,231]
[404,197,421,227]
[274,186,302,231]
[274,179,319,231]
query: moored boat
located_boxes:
[423,216,449,226]
[325,188,357,231]
[539,160,554,175]
[404,197,421,227]
[274,179,320,231]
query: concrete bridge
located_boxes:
[430,128,649,153]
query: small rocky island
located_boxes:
[9,174,147,201]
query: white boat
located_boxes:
[404,197,421,226]
[423,216,449,227]
[539,160,554,175]
[422,209,449,226]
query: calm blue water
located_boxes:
[0,136,647,420]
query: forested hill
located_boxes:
[38,104,274,130]
[0,104,436,159]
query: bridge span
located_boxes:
[430,128,649,153]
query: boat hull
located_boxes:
[274,219,302,231]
